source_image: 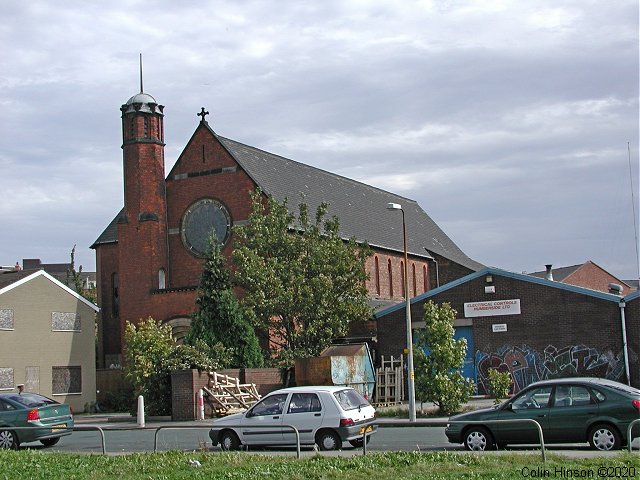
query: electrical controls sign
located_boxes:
[464,299,521,318]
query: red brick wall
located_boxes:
[165,125,257,288]
[95,243,120,365]
[366,252,431,301]
[563,262,630,294]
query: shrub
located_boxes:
[487,368,512,403]
[124,318,229,416]
[414,301,475,415]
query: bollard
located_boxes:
[197,389,205,420]
[137,395,145,428]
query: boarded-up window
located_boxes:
[0,309,14,330]
[52,312,81,331]
[0,368,14,390]
[52,366,82,394]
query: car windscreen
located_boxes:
[333,389,370,411]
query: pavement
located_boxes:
[73,397,498,428]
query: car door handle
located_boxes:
[272,416,280,419]
[314,413,321,417]
[537,414,546,418]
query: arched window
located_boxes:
[400,261,405,298]
[374,257,380,296]
[388,259,393,297]
[158,268,166,289]
[423,265,428,292]
[412,263,417,297]
[111,272,119,318]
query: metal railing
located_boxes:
[154,424,301,458]
[446,419,546,462]
[628,419,640,453]
[2,425,107,455]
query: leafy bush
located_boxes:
[124,318,229,415]
[487,368,512,403]
[414,301,475,415]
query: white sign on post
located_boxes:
[464,299,521,318]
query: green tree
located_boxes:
[487,368,512,404]
[124,317,229,415]
[232,190,372,365]
[414,301,475,414]
[184,235,263,368]
[67,244,97,304]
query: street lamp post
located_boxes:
[386,202,417,422]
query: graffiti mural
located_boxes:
[475,344,626,394]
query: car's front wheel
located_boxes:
[219,430,241,451]
[0,429,18,449]
[40,438,60,447]
[316,430,342,451]
[463,427,493,451]
[589,424,620,451]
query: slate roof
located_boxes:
[93,125,483,272]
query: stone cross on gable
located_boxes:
[197,107,210,122]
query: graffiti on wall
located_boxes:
[475,344,626,394]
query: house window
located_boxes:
[52,366,82,395]
[374,257,380,296]
[0,368,14,390]
[52,312,81,332]
[144,116,149,137]
[0,309,13,330]
[400,261,405,298]
[387,259,393,297]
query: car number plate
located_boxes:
[359,425,373,434]
[51,424,67,430]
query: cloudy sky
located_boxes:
[2,1,638,282]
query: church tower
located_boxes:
[116,65,169,333]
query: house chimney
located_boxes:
[608,283,623,295]
[545,264,553,281]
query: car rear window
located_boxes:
[333,389,370,411]
[6,393,58,408]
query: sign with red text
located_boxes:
[464,299,521,318]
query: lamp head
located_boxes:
[387,202,402,210]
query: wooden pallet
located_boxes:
[204,371,261,417]
[375,355,404,404]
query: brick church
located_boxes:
[91,85,483,368]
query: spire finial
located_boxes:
[139,53,144,93]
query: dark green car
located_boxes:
[445,377,640,451]
[0,392,74,449]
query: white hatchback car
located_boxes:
[209,386,377,451]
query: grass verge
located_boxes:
[1,450,639,480]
